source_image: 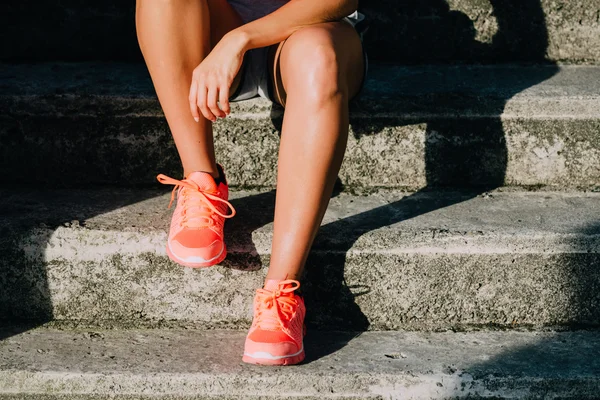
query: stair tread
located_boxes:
[2,63,600,117]
[1,327,599,398]
[2,188,599,255]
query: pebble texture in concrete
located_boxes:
[1,63,599,189]
[361,0,600,64]
[1,188,599,330]
[1,1,599,63]
[1,328,600,399]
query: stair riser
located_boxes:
[2,228,599,330]
[3,64,598,189]
[1,115,598,189]
[2,1,599,64]
[362,0,600,64]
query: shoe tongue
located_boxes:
[186,171,218,193]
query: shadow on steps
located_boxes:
[0,189,164,340]
[3,2,587,376]
[456,221,600,397]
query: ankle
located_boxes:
[265,265,302,285]
[263,275,301,287]
[184,169,216,179]
[183,164,224,183]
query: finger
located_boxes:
[189,80,201,122]
[219,79,231,116]
[207,82,225,119]
[196,80,215,122]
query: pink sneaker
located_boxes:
[243,279,306,365]
[157,168,235,268]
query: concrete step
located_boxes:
[1,328,599,399]
[361,0,600,64]
[1,187,599,331]
[1,1,599,64]
[1,63,599,189]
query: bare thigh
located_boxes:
[268,21,364,107]
[207,0,245,95]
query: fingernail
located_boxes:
[194,117,199,122]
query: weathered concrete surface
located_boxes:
[1,63,599,189]
[1,188,599,330]
[1,328,600,399]
[361,0,600,64]
[1,1,600,64]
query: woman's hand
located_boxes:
[189,32,248,122]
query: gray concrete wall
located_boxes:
[1,1,599,63]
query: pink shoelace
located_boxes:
[253,280,301,330]
[157,174,236,229]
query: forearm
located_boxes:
[229,0,358,51]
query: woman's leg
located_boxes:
[242,21,364,366]
[136,0,242,269]
[135,0,243,178]
[267,22,365,281]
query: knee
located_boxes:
[282,30,347,103]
